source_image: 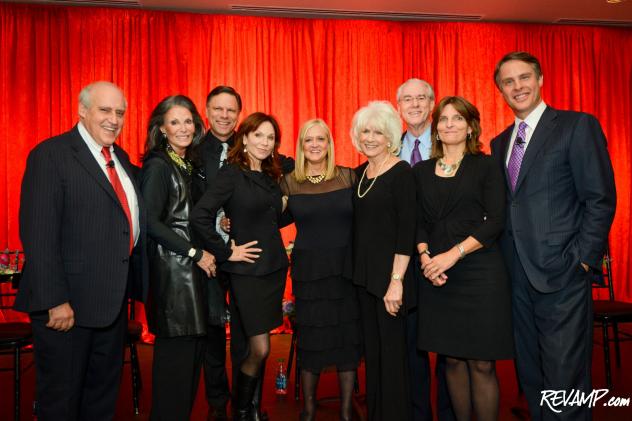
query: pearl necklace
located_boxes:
[357,156,390,198]
[305,174,325,184]
[437,155,464,176]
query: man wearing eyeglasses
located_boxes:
[396,78,455,421]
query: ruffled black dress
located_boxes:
[281,167,362,372]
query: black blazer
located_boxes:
[191,163,289,276]
[490,106,616,292]
[17,126,148,327]
[414,154,506,254]
[198,131,229,191]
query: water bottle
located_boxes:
[275,358,287,395]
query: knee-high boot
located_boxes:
[235,371,258,421]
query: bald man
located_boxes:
[17,81,147,420]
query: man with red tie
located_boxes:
[17,81,147,420]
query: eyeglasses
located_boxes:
[399,95,429,105]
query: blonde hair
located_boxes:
[350,101,402,156]
[294,119,337,182]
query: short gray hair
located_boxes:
[350,101,403,156]
[396,78,435,102]
[78,81,127,109]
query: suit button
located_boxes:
[122,258,129,263]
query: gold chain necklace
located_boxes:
[357,156,390,199]
[305,174,325,184]
[437,155,464,176]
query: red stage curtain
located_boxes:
[1,4,631,307]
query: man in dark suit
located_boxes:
[199,85,240,421]
[491,52,616,420]
[397,78,455,421]
[17,81,147,420]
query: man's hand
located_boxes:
[47,302,75,332]
[197,250,217,277]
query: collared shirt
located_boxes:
[399,127,432,164]
[505,101,547,166]
[399,126,432,164]
[77,122,140,245]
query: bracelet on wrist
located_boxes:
[456,243,465,260]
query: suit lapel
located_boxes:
[513,107,557,193]
[496,126,513,192]
[68,127,120,205]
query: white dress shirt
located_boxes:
[78,122,140,246]
[505,101,547,166]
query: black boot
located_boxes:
[235,371,258,421]
[251,363,269,421]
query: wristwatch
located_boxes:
[391,273,402,281]
[188,248,198,258]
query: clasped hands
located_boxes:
[421,248,460,287]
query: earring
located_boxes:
[436,134,441,141]
[467,133,472,140]
[387,142,392,148]
[271,151,274,158]
[161,132,167,138]
[244,146,247,153]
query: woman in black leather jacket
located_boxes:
[140,95,217,420]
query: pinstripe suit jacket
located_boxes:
[16,125,148,327]
[490,106,616,293]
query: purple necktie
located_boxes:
[410,138,422,166]
[507,122,528,191]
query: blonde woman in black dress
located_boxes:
[280,119,361,421]
[415,96,513,421]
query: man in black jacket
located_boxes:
[199,85,241,421]
[17,81,147,420]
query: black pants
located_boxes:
[358,287,410,421]
[204,324,230,408]
[150,335,206,420]
[511,244,593,421]
[30,304,127,421]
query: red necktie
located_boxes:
[101,147,134,253]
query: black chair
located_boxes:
[125,298,143,415]
[0,268,33,421]
[592,249,632,388]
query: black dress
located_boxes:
[414,154,513,360]
[280,167,361,373]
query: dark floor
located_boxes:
[2,329,632,420]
